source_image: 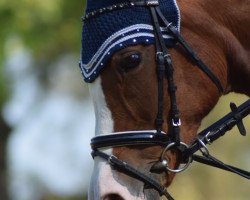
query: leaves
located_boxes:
[0,0,86,104]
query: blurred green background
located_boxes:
[0,0,84,98]
[0,1,89,200]
[0,1,249,200]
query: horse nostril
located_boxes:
[103,193,125,200]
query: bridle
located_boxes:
[91,100,250,200]
[82,1,250,199]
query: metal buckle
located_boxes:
[156,52,164,56]
[156,52,164,63]
[160,142,192,173]
[197,138,210,156]
[204,132,212,145]
[172,118,181,127]
[108,155,117,165]
[164,53,171,59]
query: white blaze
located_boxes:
[88,78,114,136]
[88,78,144,200]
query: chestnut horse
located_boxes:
[81,0,250,199]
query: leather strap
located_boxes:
[155,6,224,93]
[92,150,174,200]
[150,6,181,145]
[183,99,250,158]
[181,100,250,179]
[230,102,247,136]
[91,131,172,149]
[193,155,250,179]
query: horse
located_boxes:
[79,0,250,199]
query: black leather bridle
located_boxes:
[83,1,250,199]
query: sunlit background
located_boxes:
[0,1,249,200]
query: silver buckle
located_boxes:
[204,132,212,145]
[197,138,210,156]
[172,118,181,127]
[108,155,117,165]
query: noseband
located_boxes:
[83,1,250,199]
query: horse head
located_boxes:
[80,0,250,199]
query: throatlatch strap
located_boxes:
[92,150,174,200]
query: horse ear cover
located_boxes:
[80,0,181,82]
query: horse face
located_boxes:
[88,43,221,199]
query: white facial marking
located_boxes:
[88,78,114,136]
[88,78,145,200]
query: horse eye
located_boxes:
[119,52,142,72]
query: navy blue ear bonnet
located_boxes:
[80,0,180,83]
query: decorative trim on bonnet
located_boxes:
[80,0,181,83]
[80,24,175,82]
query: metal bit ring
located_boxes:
[160,142,192,173]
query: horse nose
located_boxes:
[103,193,125,200]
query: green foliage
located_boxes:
[0,0,85,58]
[0,0,86,104]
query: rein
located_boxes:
[91,100,250,199]
[183,100,250,179]
[83,0,250,199]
